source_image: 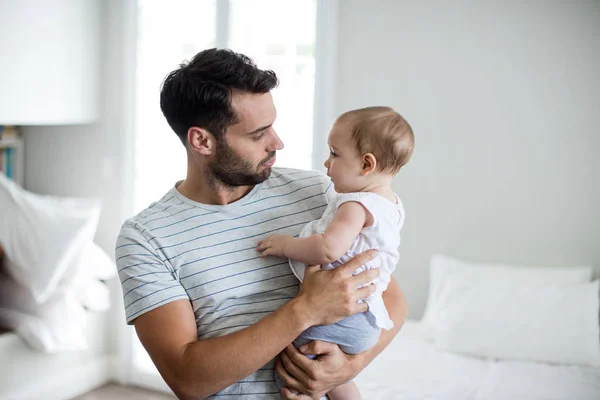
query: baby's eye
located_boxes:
[330,150,337,158]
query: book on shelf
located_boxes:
[0,126,20,180]
[0,125,20,142]
[0,147,14,179]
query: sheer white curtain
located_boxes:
[127,0,329,389]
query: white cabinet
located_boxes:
[0,0,102,125]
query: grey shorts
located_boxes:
[293,311,380,355]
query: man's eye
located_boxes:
[253,131,266,141]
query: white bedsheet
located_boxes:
[354,320,600,400]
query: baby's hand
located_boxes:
[257,234,293,257]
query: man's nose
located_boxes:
[268,130,284,152]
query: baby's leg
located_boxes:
[328,381,362,400]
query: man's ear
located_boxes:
[361,153,377,176]
[188,127,215,155]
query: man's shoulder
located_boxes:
[267,167,325,188]
[119,187,181,237]
[263,167,334,205]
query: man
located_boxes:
[116,48,407,399]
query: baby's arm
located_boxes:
[257,201,369,265]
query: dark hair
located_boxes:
[160,48,278,144]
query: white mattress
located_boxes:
[354,320,600,400]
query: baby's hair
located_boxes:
[337,106,414,174]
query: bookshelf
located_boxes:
[0,127,24,187]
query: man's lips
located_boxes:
[262,157,276,167]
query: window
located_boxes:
[228,0,317,170]
[133,0,217,214]
[128,0,333,390]
[133,0,321,214]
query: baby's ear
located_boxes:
[361,153,377,176]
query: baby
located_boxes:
[257,106,414,400]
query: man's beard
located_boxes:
[208,138,275,187]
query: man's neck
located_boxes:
[177,167,254,206]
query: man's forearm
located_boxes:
[175,298,312,399]
[274,277,407,399]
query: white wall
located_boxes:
[335,0,600,317]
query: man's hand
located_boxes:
[279,388,313,400]
[279,275,407,399]
[257,234,294,257]
[293,250,379,327]
[276,341,363,399]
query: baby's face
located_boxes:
[324,122,363,193]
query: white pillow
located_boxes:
[422,255,593,330]
[79,241,118,281]
[60,242,117,312]
[433,275,600,366]
[0,269,87,353]
[0,242,116,352]
[0,174,101,303]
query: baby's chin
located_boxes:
[332,184,352,194]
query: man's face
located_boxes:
[209,92,283,187]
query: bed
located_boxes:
[355,320,600,400]
[355,254,600,400]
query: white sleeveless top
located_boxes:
[289,191,405,330]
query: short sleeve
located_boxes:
[334,193,378,220]
[319,172,336,204]
[115,222,189,325]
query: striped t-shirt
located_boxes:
[115,167,334,399]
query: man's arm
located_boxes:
[354,274,408,365]
[275,276,407,399]
[135,297,307,399]
[133,251,380,400]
